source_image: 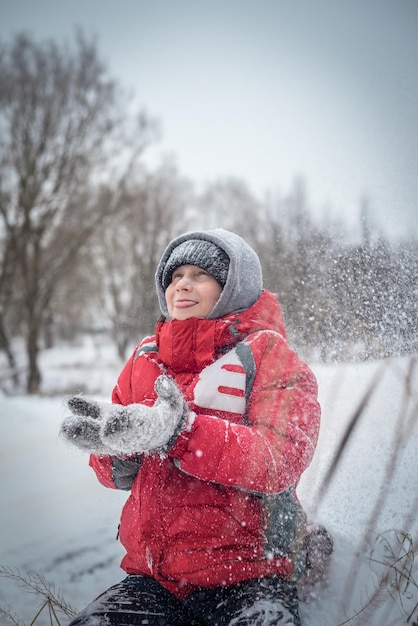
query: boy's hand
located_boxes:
[101,376,194,455]
[60,412,115,456]
[60,376,194,456]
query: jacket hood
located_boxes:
[155,229,263,319]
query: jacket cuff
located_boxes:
[111,455,142,490]
[168,422,194,459]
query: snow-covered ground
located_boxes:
[0,336,417,625]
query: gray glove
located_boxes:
[101,375,194,455]
[61,376,194,456]
[60,396,117,455]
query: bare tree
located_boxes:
[193,177,262,239]
[259,179,356,360]
[94,160,191,360]
[0,32,156,392]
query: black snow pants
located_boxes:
[68,574,302,625]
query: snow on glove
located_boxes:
[60,396,120,455]
[100,375,194,456]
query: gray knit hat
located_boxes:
[156,229,263,319]
[161,239,230,290]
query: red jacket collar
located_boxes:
[155,290,286,373]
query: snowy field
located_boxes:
[0,336,417,625]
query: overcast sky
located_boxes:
[1,0,417,239]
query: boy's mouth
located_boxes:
[174,299,198,309]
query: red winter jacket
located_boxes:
[89,290,320,599]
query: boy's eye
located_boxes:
[170,268,210,283]
[172,268,186,279]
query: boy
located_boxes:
[61,228,322,625]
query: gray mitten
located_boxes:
[60,396,117,455]
[100,375,194,455]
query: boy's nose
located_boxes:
[176,276,192,289]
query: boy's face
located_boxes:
[165,264,222,320]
